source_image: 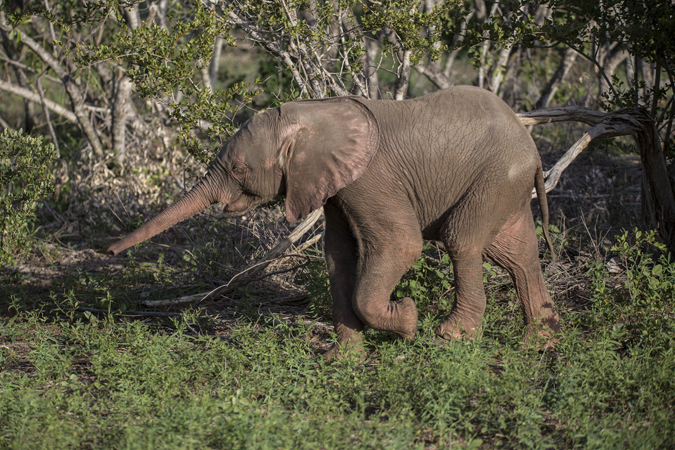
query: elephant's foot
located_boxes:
[386,297,418,340]
[355,296,418,340]
[325,333,366,362]
[522,321,562,351]
[435,314,482,341]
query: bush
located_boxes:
[0,129,56,266]
[586,229,675,348]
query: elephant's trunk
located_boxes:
[107,179,221,255]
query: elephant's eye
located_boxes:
[231,163,247,177]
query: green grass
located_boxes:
[2,311,673,448]
[1,230,674,449]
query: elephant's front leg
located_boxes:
[351,226,423,340]
[324,203,365,360]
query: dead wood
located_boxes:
[78,306,181,317]
[521,106,675,253]
[141,208,323,307]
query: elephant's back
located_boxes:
[362,87,539,178]
[356,87,540,236]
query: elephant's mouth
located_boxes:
[222,194,248,213]
[223,192,271,215]
[222,199,255,215]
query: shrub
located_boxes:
[0,130,56,266]
[587,229,675,348]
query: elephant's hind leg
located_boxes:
[435,251,486,339]
[435,187,501,340]
[484,206,562,345]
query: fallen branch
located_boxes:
[519,105,626,127]
[293,232,323,253]
[140,292,215,308]
[522,106,675,253]
[78,306,181,317]
[228,207,323,281]
[266,232,324,271]
[141,257,313,307]
[141,208,323,307]
[522,107,654,197]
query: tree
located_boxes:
[0,0,673,251]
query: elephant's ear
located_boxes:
[279,97,379,223]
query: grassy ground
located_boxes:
[1,213,674,449]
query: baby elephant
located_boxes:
[108,86,562,358]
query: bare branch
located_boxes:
[566,42,619,99]
[0,14,105,156]
[224,9,309,96]
[0,78,78,122]
[529,120,636,196]
[415,61,452,90]
[142,208,324,307]
[521,107,651,171]
[518,105,610,126]
[524,107,675,254]
[338,19,367,96]
[0,114,14,130]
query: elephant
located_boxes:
[108,86,562,358]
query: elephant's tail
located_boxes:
[535,164,556,263]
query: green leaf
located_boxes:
[652,264,663,277]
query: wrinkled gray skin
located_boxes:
[108,86,561,359]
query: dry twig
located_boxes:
[141,208,323,307]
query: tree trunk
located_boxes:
[635,116,675,250]
[477,2,499,89]
[535,47,577,109]
[365,35,381,99]
[500,43,521,106]
[395,50,412,100]
[209,36,223,91]
[0,30,38,132]
[112,73,133,164]
[599,49,629,98]
[488,44,513,95]
[121,5,140,29]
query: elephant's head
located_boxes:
[107,96,379,255]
